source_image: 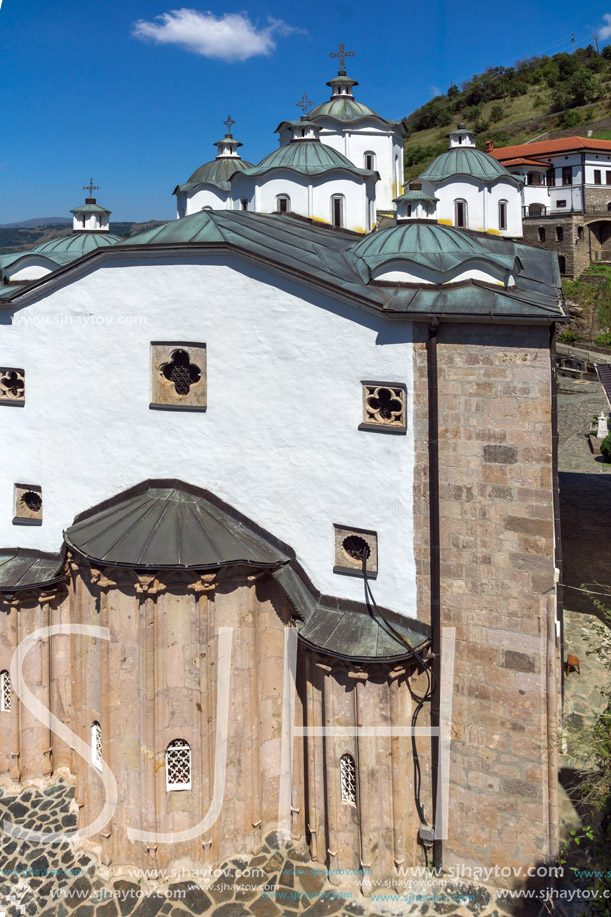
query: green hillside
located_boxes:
[403,44,611,181]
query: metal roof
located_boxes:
[4,210,567,323]
[70,203,110,215]
[596,363,611,409]
[243,140,373,178]
[393,190,439,205]
[185,156,254,187]
[30,232,123,255]
[65,480,291,572]
[419,147,523,185]
[0,549,64,594]
[309,97,397,126]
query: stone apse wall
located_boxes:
[0,562,421,887]
[412,321,561,873]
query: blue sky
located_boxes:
[0,0,609,222]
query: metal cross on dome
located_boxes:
[223,115,235,133]
[296,94,313,115]
[329,42,354,71]
[82,178,99,196]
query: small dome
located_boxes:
[187,157,254,185]
[309,97,383,123]
[30,232,122,255]
[353,222,517,278]
[245,140,368,176]
[419,147,519,184]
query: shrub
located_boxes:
[595,333,611,346]
[601,432,611,462]
[490,104,504,122]
[561,109,582,128]
[557,329,583,343]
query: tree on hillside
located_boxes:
[552,68,597,111]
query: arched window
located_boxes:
[556,226,564,242]
[558,255,566,274]
[276,194,291,214]
[241,199,248,211]
[91,721,102,771]
[331,195,344,228]
[340,753,357,804]
[454,199,467,228]
[166,739,191,791]
[498,200,508,231]
[607,202,611,211]
[202,205,212,211]
[578,226,584,240]
[538,227,546,242]
[364,152,376,171]
[0,671,10,711]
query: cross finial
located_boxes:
[329,42,355,72]
[223,115,235,134]
[296,94,313,115]
[82,177,99,197]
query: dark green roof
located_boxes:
[394,190,439,205]
[353,221,517,276]
[419,147,522,184]
[6,210,567,323]
[0,549,64,594]
[243,141,373,177]
[70,203,110,215]
[65,480,290,572]
[309,97,395,125]
[31,232,123,255]
[183,156,254,189]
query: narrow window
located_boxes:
[562,166,572,186]
[556,226,564,242]
[546,169,555,187]
[608,202,611,212]
[538,227,546,242]
[276,195,290,214]
[498,200,508,231]
[407,204,412,217]
[558,255,566,274]
[82,216,86,228]
[331,195,344,228]
[594,169,602,185]
[340,753,357,804]
[578,226,584,240]
[166,739,192,791]
[364,152,375,171]
[606,171,611,185]
[91,721,102,771]
[241,199,248,211]
[455,199,467,228]
[0,671,10,711]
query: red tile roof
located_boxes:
[490,136,611,162]
[501,156,549,167]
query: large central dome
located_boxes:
[244,141,370,177]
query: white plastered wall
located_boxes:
[0,254,419,619]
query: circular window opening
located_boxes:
[342,535,370,563]
[22,491,42,512]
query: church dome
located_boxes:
[187,157,254,186]
[309,97,383,123]
[352,221,517,277]
[30,232,123,255]
[418,147,519,184]
[244,140,369,177]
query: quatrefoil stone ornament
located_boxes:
[150,342,207,411]
[0,368,25,405]
[360,381,407,433]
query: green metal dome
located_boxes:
[309,97,387,124]
[30,232,123,255]
[187,157,254,186]
[352,222,517,277]
[243,141,371,177]
[418,147,521,184]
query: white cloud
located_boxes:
[598,13,611,39]
[132,9,302,62]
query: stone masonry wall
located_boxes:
[412,322,560,877]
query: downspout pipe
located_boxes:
[426,316,442,871]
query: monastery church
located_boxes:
[0,49,566,891]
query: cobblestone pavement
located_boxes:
[0,782,518,917]
[557,379,611,845]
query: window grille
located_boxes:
[340,752,357,804]
[166,739,192,791]
[91,721,102,770]
[1,670,10,711]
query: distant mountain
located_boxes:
[0,217,72,228]
[0,220,166,255]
